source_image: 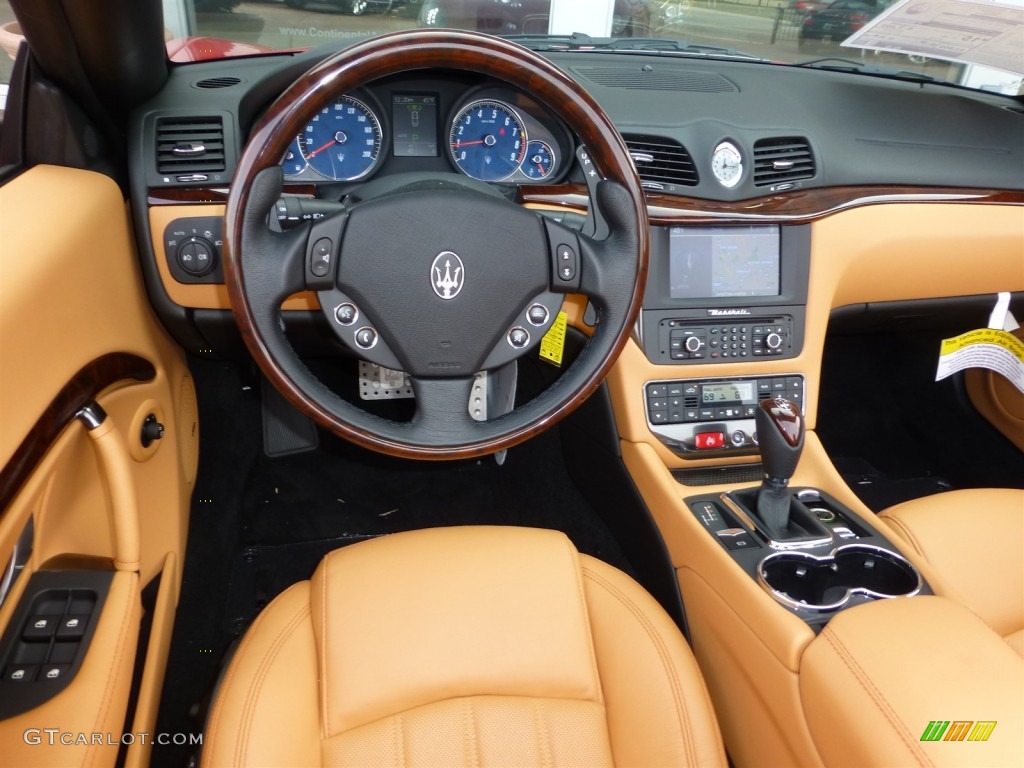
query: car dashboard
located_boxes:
[131,45,1024,437]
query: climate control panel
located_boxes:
[644,374,805,457]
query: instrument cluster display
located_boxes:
[281,83,567,186]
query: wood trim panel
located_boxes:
[518,184,1024,224]
[0,353,155,516]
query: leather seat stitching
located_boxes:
[534,698,553,768]
[819,626,933,767]
[566,541,604,704]
[582,565,697,767]
[84,575,136,768]
[234,602,312,765]
[321,551,332,737]
[463,698,480,768]
[204,582,305,763]
[393,714,406,767]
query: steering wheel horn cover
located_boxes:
[225,29,648,459]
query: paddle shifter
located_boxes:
[755,397,804,538]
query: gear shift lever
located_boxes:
[755,397,804,538]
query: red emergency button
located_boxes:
[695,432,726,450]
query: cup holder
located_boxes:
[758,544,922,612]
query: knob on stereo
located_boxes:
[685,336,704,353]
[765,332,783,350]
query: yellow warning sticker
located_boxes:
[936,328,1024,394]
[539,311,568,367]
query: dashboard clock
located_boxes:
[711,141,743,188]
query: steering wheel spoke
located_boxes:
[409,375,482,441]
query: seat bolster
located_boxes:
[202,581,321,768]
[581,556,728,768]
[880,488,1024,641]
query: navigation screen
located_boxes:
[668,226,780,299]
[392,94,438,157]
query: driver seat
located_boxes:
[201,526,726,767]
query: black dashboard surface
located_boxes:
[133,46,1024,202]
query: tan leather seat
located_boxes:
[880,488,1024,657]
[202,526,727,767]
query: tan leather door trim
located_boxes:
[0,353,154,516]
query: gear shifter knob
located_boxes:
[756,396,804,482]
[755,397,804,538]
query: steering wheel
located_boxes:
[224,29,648,460]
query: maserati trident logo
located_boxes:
[431,251,465,300]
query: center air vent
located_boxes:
[753,137,815,187]
[155,116,226,175]
[623,135,699,188]
[571,65,738,93]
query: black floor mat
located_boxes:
[829,456,953,512]
[152,357,632,767]
[818,330,1024,511]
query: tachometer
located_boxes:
[299,95,383,181]
[449,99,527,182]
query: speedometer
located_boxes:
[449,99,527,182]
[299,95,383,181]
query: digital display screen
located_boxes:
[701,382,757,405]
[669,226,780,299]
[392,94,438,157]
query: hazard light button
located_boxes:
[695,432,726,450]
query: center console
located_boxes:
[639,224,810,457]
[684,396,928,630]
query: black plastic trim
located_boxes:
[0,570,113,719]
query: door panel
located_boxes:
[0,165,196,764]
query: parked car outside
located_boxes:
[798,0,880,49]
[284,0,409,15]
[788,0,829,16]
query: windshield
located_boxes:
[1,0,1022,97]
[175,0,1024,93]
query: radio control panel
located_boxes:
[644,374,805,457]
[653,315,797,364]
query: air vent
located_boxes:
[194,76,241,89]
[155,116,226,175]
[623,135,699,188]
[572,65,738,93]
[753,137,815,187]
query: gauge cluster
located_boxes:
[281,81,570,186]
